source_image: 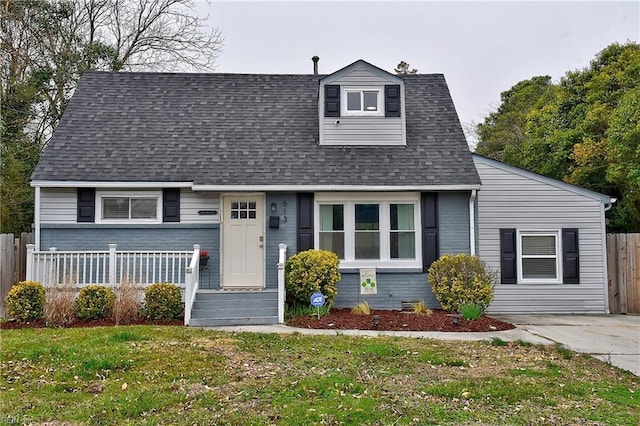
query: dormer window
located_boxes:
[343,88,383,116]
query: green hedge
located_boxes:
[6,281,46,322]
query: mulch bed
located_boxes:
[0,318,183,330]
[287,309,515,332]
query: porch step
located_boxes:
[188,289,279,327]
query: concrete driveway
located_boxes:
[495,314,640,376]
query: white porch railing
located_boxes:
[184,245,201,326]
[277,243,287,324]
[26,244,194,288]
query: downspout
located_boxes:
[34,186,41,250]
[469,189,477,256]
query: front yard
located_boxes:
[1,326,638,425]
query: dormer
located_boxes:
[319,60,406,146]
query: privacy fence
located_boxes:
[0,233,34,316]
[607,233,640,314]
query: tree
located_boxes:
[475,76,553,167]
[395,61,417,75]
[1,0,223,234]
[475,42,640,232]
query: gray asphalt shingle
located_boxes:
[32,71,480,187]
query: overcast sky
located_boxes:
[197,1,639,140]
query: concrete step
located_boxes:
[189,316,278,327]
[188,289,279,326]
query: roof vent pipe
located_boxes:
[312,56,319,75]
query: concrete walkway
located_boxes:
[494,314,640,376]
[211,314,640,376]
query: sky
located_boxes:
[196,1,639,141]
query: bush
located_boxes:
[76,285,116,320]
[413,300,432,316]
[351,301,370,315]
[285,249,340,308]
[427,254,496,312]
[6,281,46,322]
[44,279,77,326]
[143,282,183,320]
[113,278,142,325]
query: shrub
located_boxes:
[413,300,432,316]
[44,278,77,326]
[76,285,116,320]
[285,249,340,308]
[6,281,46,322]
[113,278,142,325]
[428,254,496,312]
[459,303,484,321]
[351,301,370,315]
[143,282,183,320]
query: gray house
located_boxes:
[29,59,614,325]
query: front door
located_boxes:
[222,195,265,289]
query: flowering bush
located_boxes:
[285,249,340,308]
[6,281,46,322]
[76,285,116,320]
[427,254,496,312]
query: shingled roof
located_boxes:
[32,71,480,187]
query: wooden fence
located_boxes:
[607,233,640,314]
[0,232,34,317]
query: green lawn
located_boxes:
[1,326,638,425]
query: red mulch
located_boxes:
[288,309,515,332]
[0,318,183,329]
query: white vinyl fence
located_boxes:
[26,244,196,288]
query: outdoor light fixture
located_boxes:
[270,202,277,212]
[373,314,380,327]
[452,315,460,325]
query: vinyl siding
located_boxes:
[320,67,405,146]
[265,193,298,290]
[40,188,77,223]
[473,158,608,314]
[439,192,471,255]
[39,188,219,224]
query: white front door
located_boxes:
[222,195,265,289]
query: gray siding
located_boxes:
[473,158,608,314]
[334,272,440,310]
[320,66,405,146]
[439,192,471,255]
[265,193,298,290]
[38,188,218,224]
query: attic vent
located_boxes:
[401,301,421,312]
[312,56,319,74]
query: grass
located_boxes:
[1,326,638,425]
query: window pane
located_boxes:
[103,198,129,219]
[390,204,414,230]
[363,91,377,111]
[523,258,557,279]
[320,205,344,231]
[522,235,556,255]
[355,232,380,259]
[319,232,345,259]
[347,92,361,111]
[355,204,379,230]
[391,232,415,259]
[131,198,157,219]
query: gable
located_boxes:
[319,60,405,146]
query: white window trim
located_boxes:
[341,87,384,116]
[96,190,162,224]
[314,192,421,269]
[517,230,562,284]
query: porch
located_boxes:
[25,243,287,326]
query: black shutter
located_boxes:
[324,85,340,117]
[163,189,180,222]
[77,188,95,223]
[297,193,314,252]
[421,192,438,273]
[562,228,579,284]
[500,229,517,284]
[385,84,401,117]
